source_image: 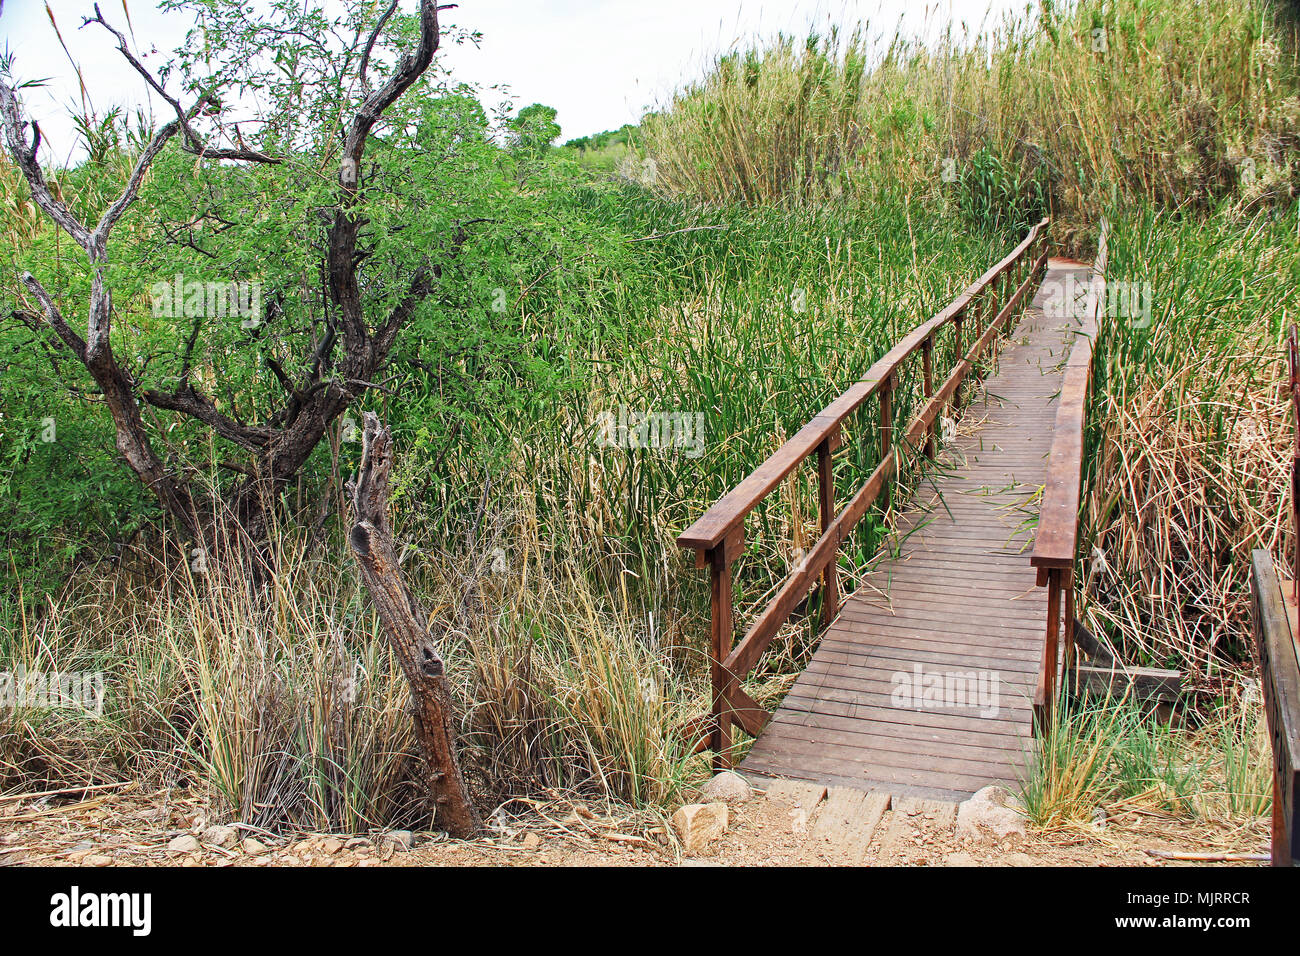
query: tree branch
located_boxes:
[85,3,282,165]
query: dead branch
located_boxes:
[348,412,482,838]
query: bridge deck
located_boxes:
[741,260,1092,801]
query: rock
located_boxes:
[203,825,239,848]
[671,802,728,854]
[522,832,541,850]
[320,837,343,855]
[241,838,268,856]
[85,854,114,867]
[700,770,753,804]
[956,786,1027,843]
[167,834,199,854]
[944,851,978,866]
[382,830,414,852]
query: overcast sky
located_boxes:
[2,0,1025,162]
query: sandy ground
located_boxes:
[0,783,1271,868]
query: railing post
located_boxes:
[817,428,840,627]
[879,373,894,510]
[953,314,966,407]
[1063,568,1076,680]
[921,336,935,458]
[707,529,742,770]
[1044,567,1061,724]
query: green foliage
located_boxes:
[953,145,1049,240]
[507,103,562,155]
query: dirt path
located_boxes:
[0,783,1269,867]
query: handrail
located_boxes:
[1289,324,1299,602]
[1031,219,1108,729]
[678,217,1051,552]
[677,218,1052,766]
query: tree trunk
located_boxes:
[347,412,482,838]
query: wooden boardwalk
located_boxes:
[741,259,1093,801]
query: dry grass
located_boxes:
[0,504,709,832]
[644,0,1300,237]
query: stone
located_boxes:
[203,825,239,848]
[167,834,199,854]
[241,838,268,855]
[956,786,1027,843]
[671,802,728,854]
[700,770,753,804]
[85,854,114,867]
[320,837,343,855]
[382,830,414,852]
[522,832,541,850]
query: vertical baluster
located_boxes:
[1044,568,1061,726]
[707,533,738,770]
[921,336,935,458]
[953,314,965,407]
[1063,568,1076,684]
[817,429,839,627]
[879,374,894,510]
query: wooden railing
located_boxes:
[1029,219,1108,729]
[677,218,1052,766]
[1254,327,1300,865]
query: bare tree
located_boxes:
[349,412,481,837]
[1,0,457,554]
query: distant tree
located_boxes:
[506,103,561,155]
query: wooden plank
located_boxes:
[1068,663,1182,703]
[744,742,1020,793]
[778,687,1032,733]
[871,797,958,862]
[1031,232,1106,571]
[803,788,892,865]
[1252,550,1300,866]
[819,631,1043,666]
[761,778,828,810]
[764,708,1032,756]
[743,765,975,804]
[759,717,1031,768]
[814,643,1041,676]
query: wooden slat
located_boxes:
[1253,551,1300,865]
[1031,224,1107,570]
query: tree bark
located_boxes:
[348,412,482,839]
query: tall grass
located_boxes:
[644,0,1300,237]
[1023,689,1271,828]
[1082,206,1297,676]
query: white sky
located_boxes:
[2,0,1026,162]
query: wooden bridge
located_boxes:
[678,219,1109,800]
